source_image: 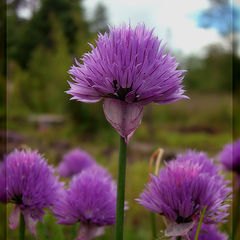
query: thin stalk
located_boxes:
[194,206,207,240]
[115,136,127,240]
[150,212,157,239]
[148,148,164,240]
[72,223,78,239]
[19,213,25,240]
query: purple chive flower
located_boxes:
[67,23,188,143]
[177,150,220,176]
[53,165,116,240]
[137,150,231,238]
[57,148,96,178]
[219,138,240,173]
[189,224,228,240]
[2,149,62,237]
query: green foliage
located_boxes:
[46,15,71,114]
[6,0,109,129]
[90,3,109,33]
[8,15,72,115]
[8,0,89,68]
[37,213,64,240]
[185,44,237,92]
[7,62,31,117]
[194,206,207,240]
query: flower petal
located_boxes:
[23,213,38,239]
[77,224,105,240]
[66,81,102,103]
[165,221,195,237]
[8,205,20,230]
[103,98,143,143]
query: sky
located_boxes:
[83,0,232,56]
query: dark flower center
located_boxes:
[107,80,135,101]
[117,87,132,100]
[11,194,23,204]
[176,215,192,224]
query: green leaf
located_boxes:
[194,206,207,240]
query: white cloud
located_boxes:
[83,0,226,56]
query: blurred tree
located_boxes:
[192,0,240,95]
[195,0,240,52]
[0,0,7,123]
[8,15,71,114]
[7,0,89,68]
[6,0,110,133]
[7,0,39,14]
[90,2,108,33]
[46,15,71,114]
[196,1,240,36]
[185,44,239,92]
[7,61,31,116]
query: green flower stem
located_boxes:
[19,213,25,240]
[194,206,207,240]
[148,148,163,240]
[115,136,127,240]
[176,237,182,240]
[150,212,157,239]
[72,223,78,239]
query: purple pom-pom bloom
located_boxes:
[1,149,62,237]
[219,138,240,173]
[57,148,96,178]
[53,165,116,240]
[137,150,231,238]
[66,23,188,143]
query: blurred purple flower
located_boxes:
[1,149,62,237]
[189,223,228,240]
[177,150,221,175]
[67,23,188,143]
[137,150,231,238]
[53,165,116,240]
[0,161,6,202]
[219,138,240,173]
[57,148,96,178]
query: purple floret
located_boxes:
[176,150,220,176]
[54,165,116,240]
[137,150,231,238]
[219,138,240,173]
[57,148,96,177]
[66,23,188,143]
[2,149,63,237]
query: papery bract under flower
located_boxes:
[57,148,96,177]
[53,165,116,240]
[103,99,143,143]
[67,23,188,143]
[137,150,231,238]
[1,149,62,238]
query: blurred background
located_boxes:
[1,0,240,239]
